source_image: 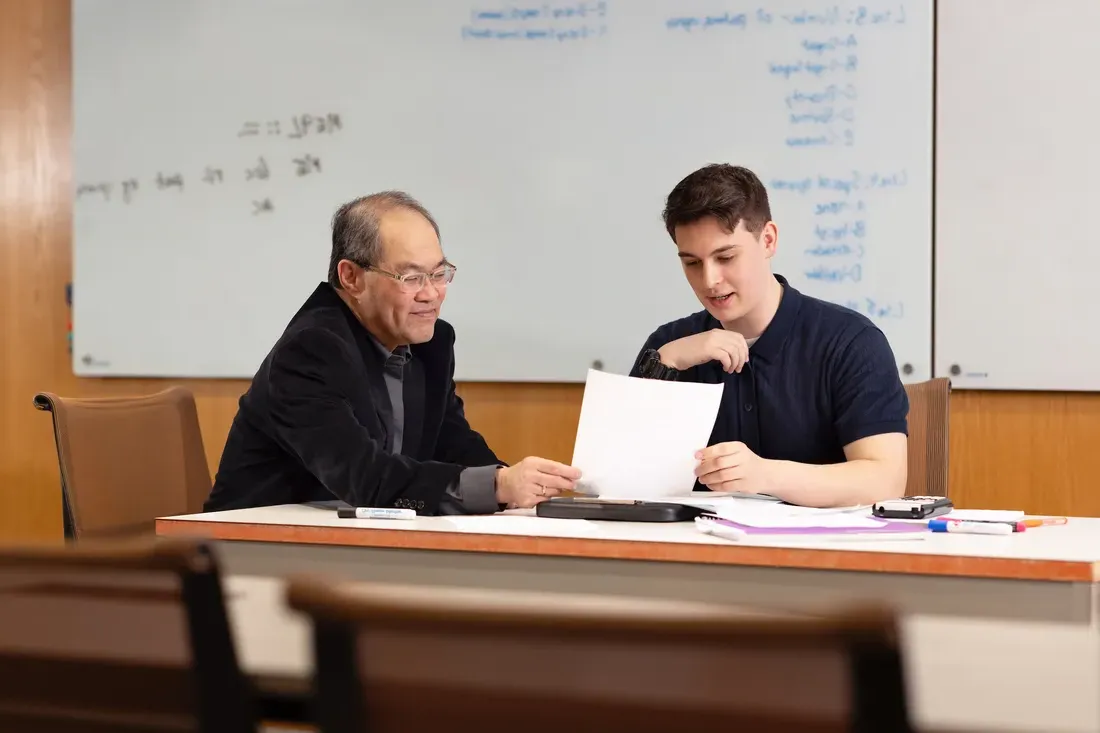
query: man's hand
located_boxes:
[657,329,750,373]
[495,457,582,508]
[694,441,773,494]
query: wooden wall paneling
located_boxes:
[1,0,73,542]
[948,391,1100,517]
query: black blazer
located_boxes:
[204,283,501,513]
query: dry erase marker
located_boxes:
[928,519,1013,535]
[930,517,1024,532]
[337,507,416,520]
[1022,517,1068,527]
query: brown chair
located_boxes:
[287,578,913,733]
[34,387,212,541]
[903,377,951,498]
[0,537,257,733]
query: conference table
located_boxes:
[156,503,1100,733]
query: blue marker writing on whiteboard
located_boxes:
[337,507,416,520]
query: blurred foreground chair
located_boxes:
[34,386,211,540]
[287,578,912,733]
[0,538,256,733]
[903,377,951,497]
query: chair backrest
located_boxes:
[902,377,951,497]
[0,538,256,733]
[287,579,912,733]
[33,387,212,540]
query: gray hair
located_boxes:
[327,191,441,287]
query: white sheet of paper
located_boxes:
[729,513,888,529]
[570,369,724,499]
[623,493,867,519]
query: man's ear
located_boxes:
[761,221,779,258]
[337,259,365,295]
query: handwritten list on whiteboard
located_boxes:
[72,1,931,381]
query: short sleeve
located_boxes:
[830,326,910,446]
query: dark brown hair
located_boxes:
[662,164,771,241]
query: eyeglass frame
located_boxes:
[362,261,457,292]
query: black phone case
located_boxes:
[535,500,703,523]
[871,496,953,520]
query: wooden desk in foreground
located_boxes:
[161,505,1100,732]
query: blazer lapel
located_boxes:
[351,329,395,452]
[402,358,425,458]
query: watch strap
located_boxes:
[639,348,679,381]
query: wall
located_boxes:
[2,1,1099,542]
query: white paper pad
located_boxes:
[570,369,724,499]
[634,492,867,519]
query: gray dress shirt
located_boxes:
[368,334,500,514]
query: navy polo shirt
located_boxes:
[630,274,909,467]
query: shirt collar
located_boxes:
[366,331,412,368]
[706,273,802,364]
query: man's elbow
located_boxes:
[866,457,907,504]
[844,433,909,504]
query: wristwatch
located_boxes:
[638,348,680,381]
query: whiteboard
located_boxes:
[935,0,1100,391]
[72,0,933,382]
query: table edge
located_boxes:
[154,519,1100,582]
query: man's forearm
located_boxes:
[763,458,906,508]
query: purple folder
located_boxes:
[698,515,927,535]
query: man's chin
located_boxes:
[405,322,437,344]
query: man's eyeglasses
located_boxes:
[368,264,456,293]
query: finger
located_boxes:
[699,465,746,485]
[528,486,562,505]
[695,447,747,476]
[735,342,749,372]
[534,472,576,492]
[534,458,582,479]
[722,338,745,372]
[713,346,733,373]
[718,332,749,372]
[694,453,728,476]
[726,343,743,372]
[695,441,743,461]
[517,486,561,508]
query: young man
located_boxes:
[630,164,909,507]
[205,191,580,513]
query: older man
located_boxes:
[205,191,580,513]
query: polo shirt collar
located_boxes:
[707,273,802,364]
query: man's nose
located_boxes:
[701,263,723,290]
[416,279,441,300]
